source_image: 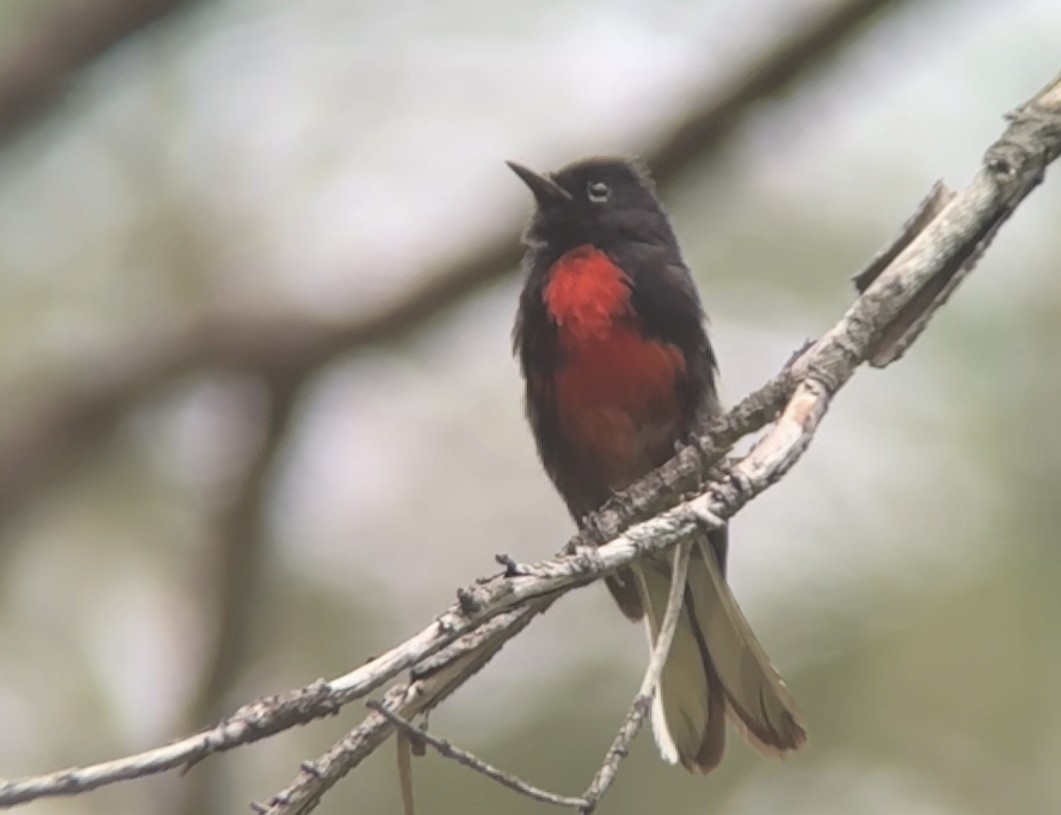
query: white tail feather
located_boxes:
[635,562,711,764]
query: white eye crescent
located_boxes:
[587,181,611,203]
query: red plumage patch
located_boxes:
[543,245,632,342]
[543,245,686,485]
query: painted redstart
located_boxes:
[510,157,806,772]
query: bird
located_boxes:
[509,156,806,773]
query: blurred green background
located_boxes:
[1,1,1060,814]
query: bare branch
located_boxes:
[580,542,693,813]
[851,181,957,365]
[255,602,552,815]
[1,62,1058,815]
[0,0,921,537]
[368,703,589,811]
[0,0,201,146]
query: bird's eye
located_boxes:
[586,181,611,203]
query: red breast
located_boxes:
[543,246,687,488]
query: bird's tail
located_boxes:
[635,529,807,772]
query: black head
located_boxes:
[507,157,680,259]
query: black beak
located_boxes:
[506,161,572,205]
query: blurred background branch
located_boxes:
[0,0,915,543]
[176,376,300,815]
[0,0,201,145]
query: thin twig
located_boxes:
[580,541,693,813]
[367,702,589,810]
[395,733,416,815]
